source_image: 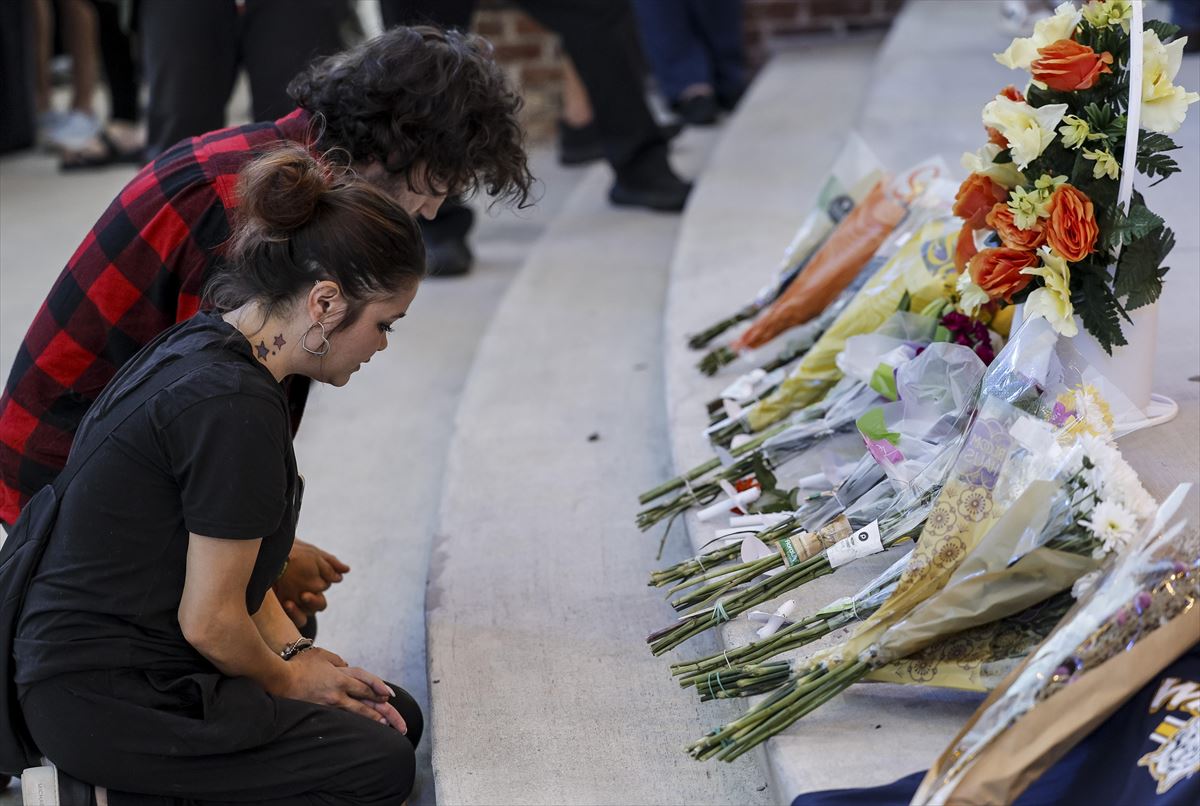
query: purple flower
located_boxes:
[1135,591,1153,612]
[865,437,904,466]
[1050,401,1075,427]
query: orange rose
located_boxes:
[1031,40,1113,92]
[968,247,1039,303]
[954,221,979,273]
[985,202,1047,250]
[954,173,1009,229]
[1044,184,1098,262]
[985,86,1025,146]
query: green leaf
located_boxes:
[749,454,778,492]
[1139,132,1181,156]
[993,148,1013,164]
[1136,133,1182,184]
[1110,194,1166,246]
[1073,272,1128,355]
[856,408,901,445]
[868,363,899,402]
[1145,20,1182,42]
[1115,225,1175,310]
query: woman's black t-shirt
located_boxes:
[14,312,299,689]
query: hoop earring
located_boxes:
[302,321,330,357]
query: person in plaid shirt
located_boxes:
[0,25,531,630]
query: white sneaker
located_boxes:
[20,762,94,805]
[42,110,101,152]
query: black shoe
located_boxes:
[424,234,472,277]
[716,83,746,113]
[659,121,684,142]
[673,93,719,126]
[609,146,691,213]
[558,120,605,166]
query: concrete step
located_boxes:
[423,128,782,803]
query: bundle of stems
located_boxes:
[695,661,793,702]
[687,661,871,761]
[687,308,758,351]
[648,532,906,656]
[667,504,926,613]
[648,515,802,588]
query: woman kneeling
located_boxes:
[15,145,426,805]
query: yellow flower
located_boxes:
[1083,147,1120,180]
[982,96,1069,169]
[1058,115,1091,149]
[996,2,1082,70]
[1020,248,1077,337]
[1142,30,1200,135]
[1034,174,1068,191]
[1081,0,1132,31]
[1007,185,1052,230]
[960,143,1025,189]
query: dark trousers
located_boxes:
[93,0,140,124]
[630,0,745,103]
[21,668,423,805]
[140,0,346,159]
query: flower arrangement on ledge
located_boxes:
[953,0,1197,352]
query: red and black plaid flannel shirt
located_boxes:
[0,109,315,526]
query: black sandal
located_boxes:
[59,129,143,172]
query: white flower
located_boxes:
[995,2,1082,70]
[1083,499,1138,557]
[956,271,990,317]
[982,97,1069,170]
[1021,248,1077,336]
[1142,30,1200,135]
[961,142,1026,189]
[1071,569,1103,599]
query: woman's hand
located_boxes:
[274,539,350,628]
[281,651,406,733]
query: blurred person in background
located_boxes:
[139,0,349,161]
[0,25,532,639]
[381,0,693,277]
[630,0,747,126]
[32,0,101,151]
[59,0,144,169]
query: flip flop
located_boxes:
[59,130,143,172]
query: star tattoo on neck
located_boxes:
[273,334,286,351]
[255,340,270,360]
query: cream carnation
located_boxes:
[982,97,1069,170]
[1141,30,1200,135]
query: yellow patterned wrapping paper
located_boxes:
[746,216,960,433]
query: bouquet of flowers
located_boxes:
[954,1,1197,351]
[730,159,946,352]
[915,482,1197,804]
[685,134,883,350]
[685,317,1150,761]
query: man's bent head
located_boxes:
[288,25,533,210]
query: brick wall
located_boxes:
[473,0,905,142]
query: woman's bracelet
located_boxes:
[280,637,315,660]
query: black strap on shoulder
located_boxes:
[51,350,218,496]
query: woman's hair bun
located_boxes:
[236,144,331,234]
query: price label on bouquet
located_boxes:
[826,520,884,568]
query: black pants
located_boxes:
[21,668,423,805]
[92,0,140,124]
[139,0,346,159]
[380,0,664,172]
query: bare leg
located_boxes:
[32,0,53,115]
[57,0,99,114]
[561,56,593,127]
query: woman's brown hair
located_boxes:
[205,144,426,329]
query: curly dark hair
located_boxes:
[288,26,533,207]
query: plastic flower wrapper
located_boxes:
[915,484,1197,806]
[685,133,884,351]
[636,312,945,531]
[733,158,950,352]
[685,316,1142,761]
[649,342,986,615]
[746,214,961,435]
